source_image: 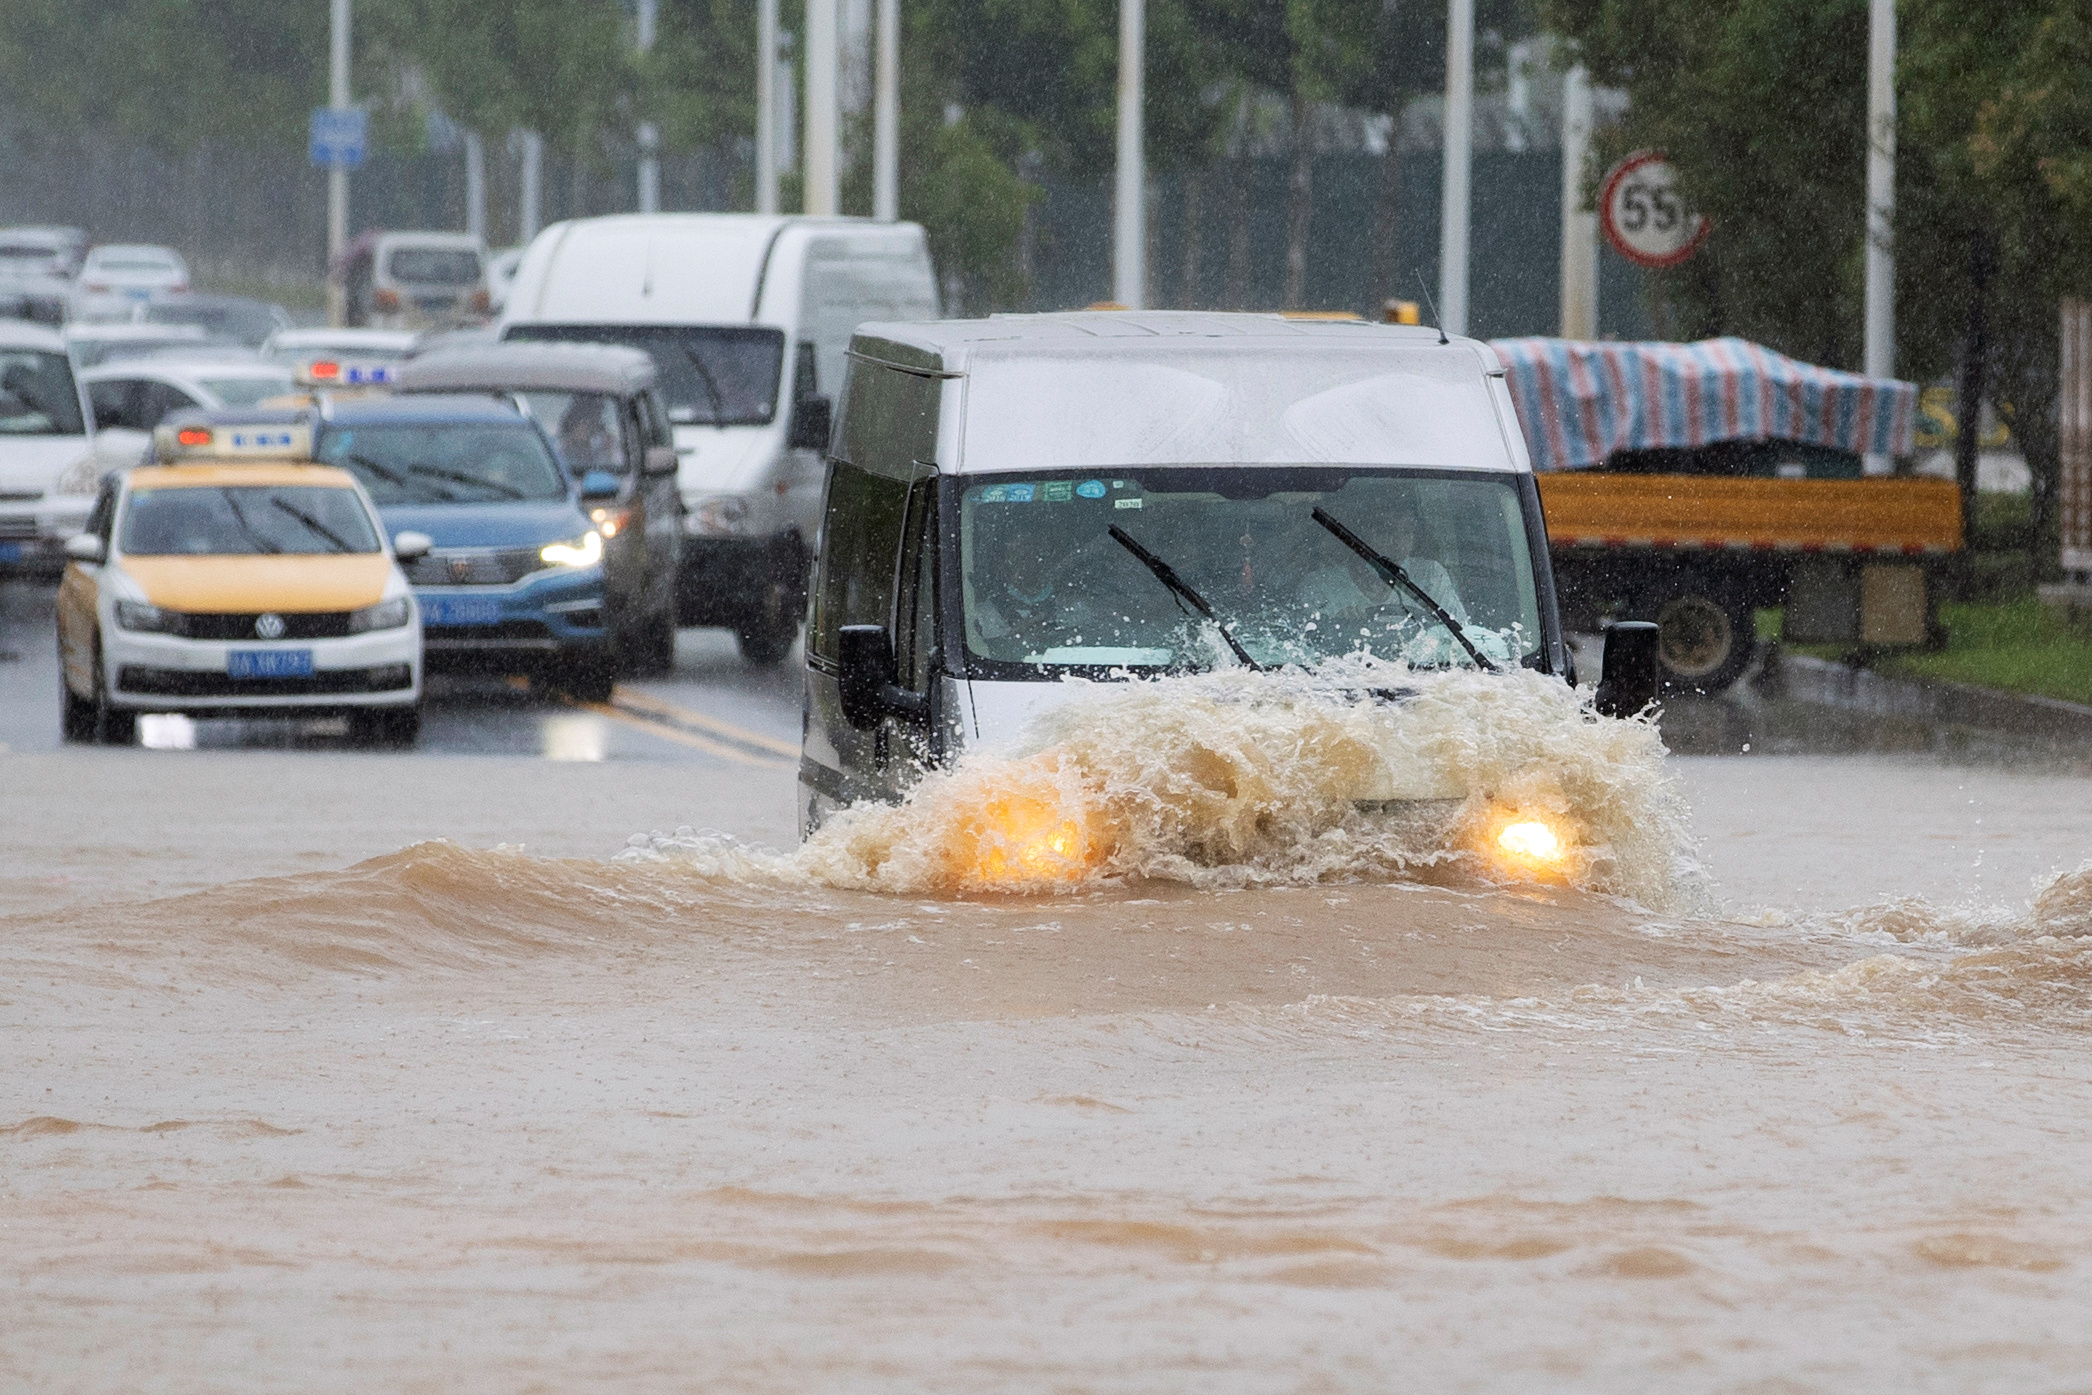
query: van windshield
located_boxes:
[958,468,1541,674]
[388,248,482,285]
[0,350,85,436]
[505,324,784,427]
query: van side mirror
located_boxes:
[837,624,929,730]
[392,530,433,563]
[64,533,105,564]
[788,393,832,452]
[642,444,679,477]
[1593,621,1661,718]
[577,469,621,500]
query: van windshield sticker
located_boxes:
[1041,481,1074,503]
[1077,480,1106,499]
[977,482,1036,504]
[1114,497,1143,510]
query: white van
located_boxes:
[341,230,489,330]
[797,312,1660,833]
[499,213,940,663]
[0,319,99,577]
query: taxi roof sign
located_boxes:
[296,357,397,389]
[153,411,314,463]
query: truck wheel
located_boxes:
[1631,578,1756,694]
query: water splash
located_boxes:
[628,659,1702,910]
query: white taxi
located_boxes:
[55,412,429,746]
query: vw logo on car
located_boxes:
[253,612,286,640]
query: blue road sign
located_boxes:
[309,108,368,170]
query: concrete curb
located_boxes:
[1768,651,2092,747]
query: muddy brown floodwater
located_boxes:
[5,668,2091,1392]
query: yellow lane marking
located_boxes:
[576,701,785,767]
[608,686,800,758]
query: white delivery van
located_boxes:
[499,213,940,663]
[0,319,100,577]
[797,312,1660,833]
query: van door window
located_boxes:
[810,459,910,662]
[896,481,937,690]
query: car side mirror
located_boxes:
[787,393,832,452]
[578,468,621,501]
[837,624,929,730]
[642,444,679,478]
[1593,620,1661,718]
[392,530,432,563]
[64,532,105,564]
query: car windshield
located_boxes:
[96,257,176,274]
[315,421,569,505]
[120,485,380,556]
[200,375,295,408]
[0,349,85,435]
[388,248,481,285]
[506,324,783,427]
[958,467,1541,673]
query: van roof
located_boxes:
[394,341,656,397]
[847,312,1529,476]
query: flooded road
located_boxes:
[4,664,2091,1390]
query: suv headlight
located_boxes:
[690,495,750,536]
[539,530,603,568]
[55,454,104,497]
[114,599,181,634]
[347,596,412,634]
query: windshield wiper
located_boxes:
[1311,507,1496,672]
[342,450,453,502]
[1108,524,1265,672]
[408,463,525,500]
[679,344,729,429]
[218,489,282,554]
[268,497,353,552]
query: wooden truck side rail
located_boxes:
[1535,473,1964,557]
[1535,473,1964,693]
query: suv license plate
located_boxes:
[422,595,502,626]
[227,649,314,679]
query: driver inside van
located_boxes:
[1297,510,1469,626]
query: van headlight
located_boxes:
[114,599,181,634]
[347,596,412,633]
[689,495,750,536]
[539,530,603,568]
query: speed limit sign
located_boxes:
[1600,151,1710,269]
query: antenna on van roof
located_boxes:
[1415,272,1449,346]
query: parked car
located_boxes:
[71,244,189,321]
[309,393,618,699]
[0,319,101,577]
[56,411,425,747]
[394,341,683,673]
[142,294,293,349]
[501,212,939,664]
[338,231,488,330]
[0,226,88,281]
[0,273,72,328]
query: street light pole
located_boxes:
[1114,0,1145,309]
[805,0,840,215]
[873,0,899,222]
[1863,0,1895,382]
[1558,63,1598,340]
[1439,0,1473,337]
[327,0,350,328]
[756,0,780,214]
[636,0,660,213]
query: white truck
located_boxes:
[498,213,940,663]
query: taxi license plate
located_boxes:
[422,595,502,626]
[227,649,314,679]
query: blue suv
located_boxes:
[313,394,617,700]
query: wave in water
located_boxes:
[627,660,1700,909]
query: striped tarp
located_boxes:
[1489,336,1918,472]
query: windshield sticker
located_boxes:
[1076,479,1106,499]
[1041,481,1074,503]
[1114,497,1143,510]
[978,482,1036,504]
